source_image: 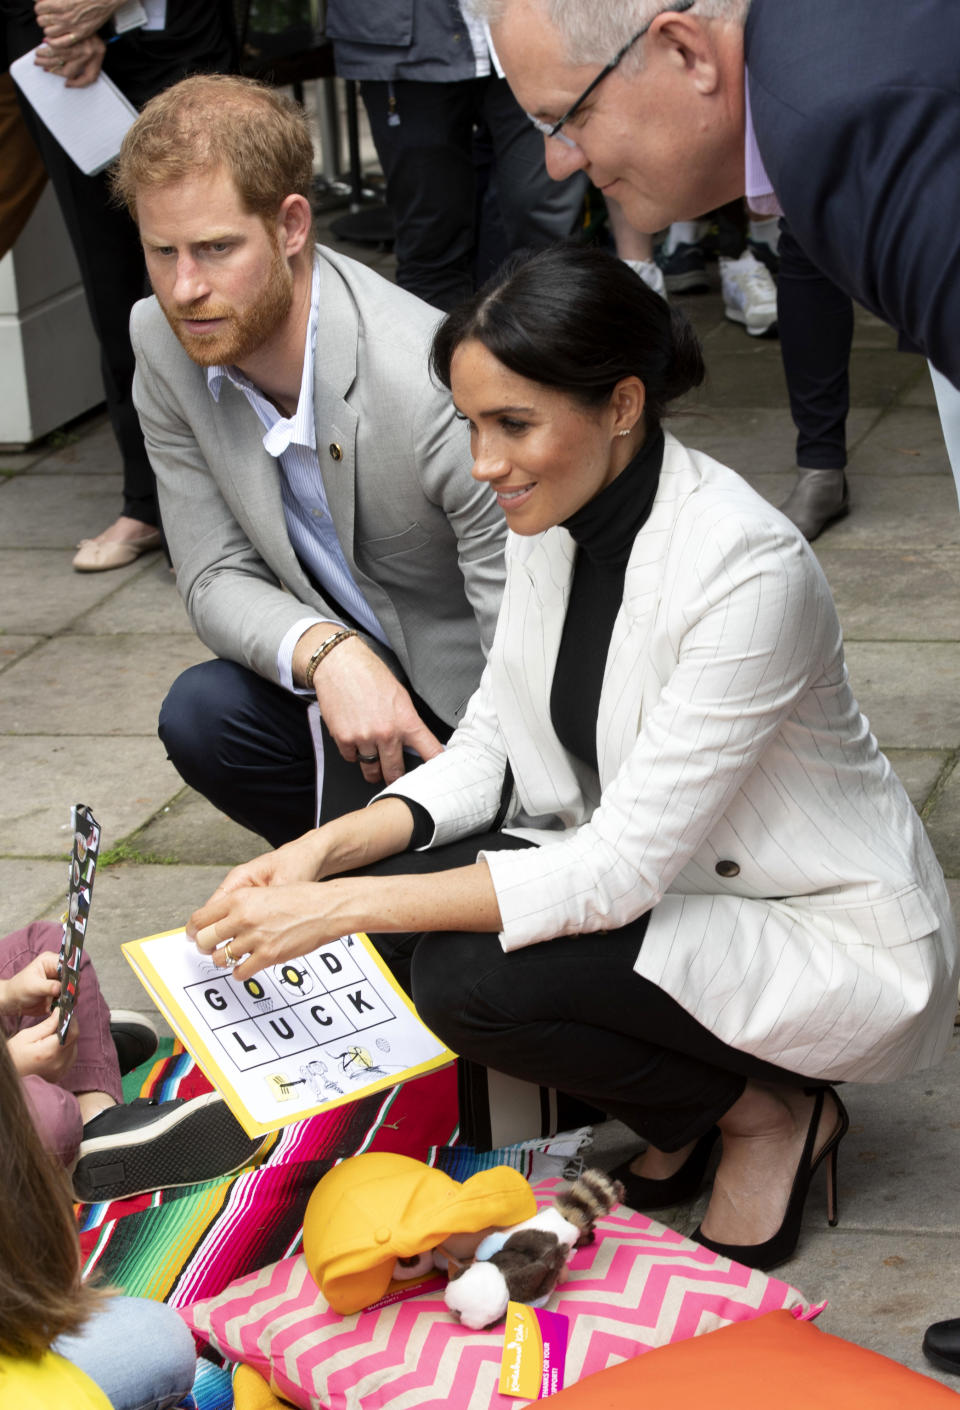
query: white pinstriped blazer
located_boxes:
[386,434,958,1083]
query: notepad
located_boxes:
[10,48,138,176]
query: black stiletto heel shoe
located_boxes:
[609,1127,720,1210]
[691,1087,849,1271]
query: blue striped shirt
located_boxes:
[206,257,388,691]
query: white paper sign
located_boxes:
[10,48,137,175]
[123,929,454,1136]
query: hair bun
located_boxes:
[662,304,706,404]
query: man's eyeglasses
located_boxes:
[528,0,696,149]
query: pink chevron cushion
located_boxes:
[181,1178,819,1410]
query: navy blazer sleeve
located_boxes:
[746,0,960,389]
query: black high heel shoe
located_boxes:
[609,1127,720,1210]
[691,1087,849,1271]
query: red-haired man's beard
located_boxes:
[158,240,294,368]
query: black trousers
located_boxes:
[360,834,823,1153]
[778,222,854,471]
[158,658,452,848]
[361,75,587,312]
[2,3,233,522]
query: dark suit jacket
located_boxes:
[746,0,960,388]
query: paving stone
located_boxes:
[813,545,960,639]
[0,858,73,936]
[678,407,880,475]
[79,556,191,635]
[884,749,950,815]
[920,758,960,878]
[28,412,121,475]
[786,1231,960,1386]
[0,734,184,856]
[0,634,42,670]
[0,471,126,548]
[843,642,960,750]
[846,349,931,408]
[848,406,952,476]
[827,1041,960,1235]
[684,340,791,408]
[0,440,53,470]
[818,475,960,550]
[0,548,148,635]
[902,370,939,408]
[132,788,265,868]
[0,632,212,736]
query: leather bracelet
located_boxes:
[303,628,357,689]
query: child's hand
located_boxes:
[0,951,62,1019]
[8,1010,78,1081]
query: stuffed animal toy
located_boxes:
[302,1151,538,1314]
[227,1156,622,1409]
[444,1169,624,1330]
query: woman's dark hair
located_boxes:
[431,242,705,432]
[0,1033,104,1357]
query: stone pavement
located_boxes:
[1,215,958,1388]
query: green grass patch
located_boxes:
[98,840,180,867]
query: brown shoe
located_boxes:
[72,528,163,572]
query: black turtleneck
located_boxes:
[392,427,664,847]
[549,428,664,773]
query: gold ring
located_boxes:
[223,940,236,965]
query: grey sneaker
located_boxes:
[719,250,778,337]
[73,1091,267,1202]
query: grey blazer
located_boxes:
[389,436,958,1083]
[130,246,506,727]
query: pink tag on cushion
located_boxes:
[499,1303,570,1399]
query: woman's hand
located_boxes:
[35,33,106,86]
[8,1010,78,1081]
[188,882,348,982]
[34,0,121,42]
[0,951,62,1020]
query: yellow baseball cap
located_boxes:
[303,1152,537,1315]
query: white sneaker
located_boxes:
[719,250,777,336]
[623,258,668,301]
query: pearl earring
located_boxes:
[618,429,631,438]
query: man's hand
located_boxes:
[312,636,443,784]
[0,951,62,1020]
[34,0,120,42]
[8,1010,79,1081]
[35,33,106,86]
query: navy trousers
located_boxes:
[158,658,451,848]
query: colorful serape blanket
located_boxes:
[79,1040,460,1408]
[78,1042,590,1409]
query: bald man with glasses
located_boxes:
[486,0,960,484]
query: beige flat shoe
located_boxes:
[72,528,163,572]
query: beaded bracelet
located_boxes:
[303,628,358,689]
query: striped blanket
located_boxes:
[79,1041,460,1408]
